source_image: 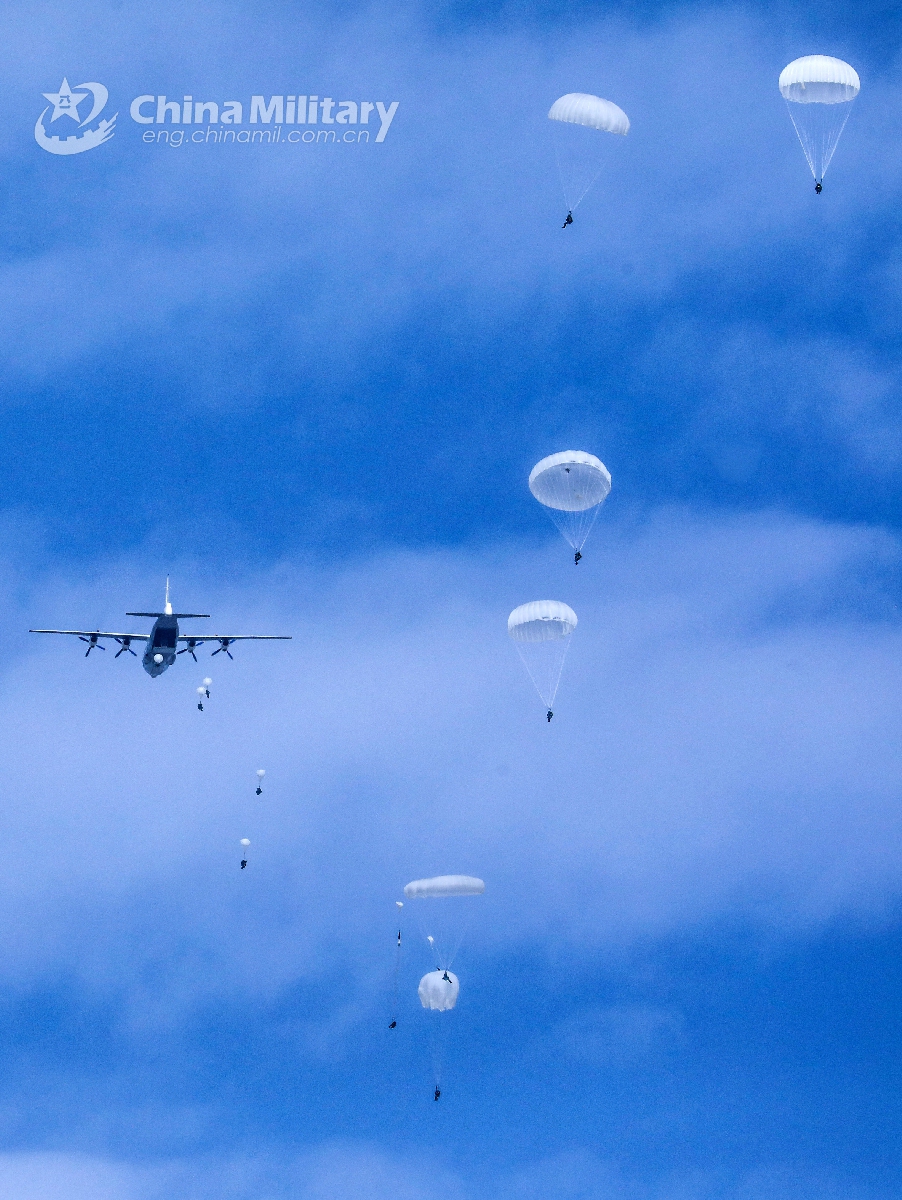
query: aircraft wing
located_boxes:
[177,635,291,642]
[29,630,151,640]
[176,634,291,659]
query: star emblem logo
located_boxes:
[42,78,88,123]
[35,79,116,156]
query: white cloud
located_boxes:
[0,506,901,1023]
[548,1004,683,1067]
[0,1152,147,1200]
[0,1147,878,1200]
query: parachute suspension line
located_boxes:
[389,927,401,1029]
[410,898,476,972]
[515,637,572,712]
[571,164,605,214]
[412,902,443,969]
[426,1011,449,1094]
[554,140,604,217]
[546,500,602,555]
[784,99,853,186]
[426,934,442,971]
[435,906,476,975]
[554,140,573,215]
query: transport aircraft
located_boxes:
[30,579,291,677]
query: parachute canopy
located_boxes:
[779,55,860,104]
[508,601,577,643]
[548,93,630,135]
[530,451,611,512]
[779,56,859,184]
[529,451,611,556]
[405,875,485,899]
[419,969,460,1011]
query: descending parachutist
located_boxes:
[390,906,404,1030]
[779,57,858,192]
[442,970,452,982]
[562,211,573,228]
[256,768,265,795]
[203,677,212,698]
[240,837,250,869]
[547,710,554,722]
[529,452,610,563]
[434,1087,441,1101]
[196,686,206,711]
[574,550,582,564]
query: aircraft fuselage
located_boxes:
[143,615,179,677]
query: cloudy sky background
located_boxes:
[0,0,900,1196]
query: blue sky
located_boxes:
[1,1,902,1196]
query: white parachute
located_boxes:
[508,601,577,720]
[779,56,859,189]
[548,93,629,222]
[529,451,611,562]
[404,875,486,900]
[404,874,484,1097]
[419,970,460,1011]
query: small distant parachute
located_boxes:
[779,56,859,190]
[548,93,629,224]
[508,601,577,720]
[239,838,250,869]
[256,768,265,795]
[529,451,611,563]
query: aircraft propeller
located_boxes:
[177,639,200,662]
[212,638,234,659]
[79,633,105,657]
[114,637,137,658]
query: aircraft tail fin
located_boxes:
[128,580,209,619]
